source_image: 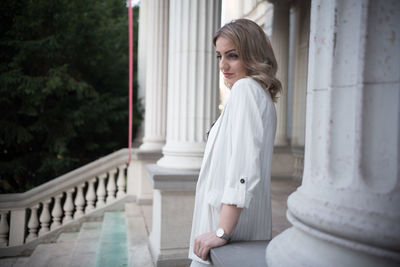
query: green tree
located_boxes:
[0,0,142,193]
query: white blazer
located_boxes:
[189,77,277,264]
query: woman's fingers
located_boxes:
[194,236,209,260]
[194,238,199,257]
[194,231,227,260]
[199,245,210,260]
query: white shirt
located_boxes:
[189,77,277,264]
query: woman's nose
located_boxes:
[219,57,228,71]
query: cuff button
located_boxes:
[240,179,245,184]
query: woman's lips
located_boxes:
[223,73,233,78]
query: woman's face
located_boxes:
[215,36,247,87]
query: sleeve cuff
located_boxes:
[220,186,253,209]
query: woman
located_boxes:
[189,19,281,266]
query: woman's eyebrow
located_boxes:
[216,49,236,55]
[224,49,236,54]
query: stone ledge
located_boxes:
[210,241,269,267]
[145,164,199,191]
[131,148,163,161]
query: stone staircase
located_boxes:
[0,203,154,267]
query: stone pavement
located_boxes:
[270,177,301,237]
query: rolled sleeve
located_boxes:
[221,78,265,209]
[220,177,254,208]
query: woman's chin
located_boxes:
[223,78,233,89]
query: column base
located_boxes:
[148,242,191,267]
[266,212,400,267]
[157,155,203,171]
[157,142,205,170]
[139,140,165,151]
[146,164,198,267]
[127,148,163,203]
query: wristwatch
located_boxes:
[216,228,231,242]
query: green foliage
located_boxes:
[0,0,142,192]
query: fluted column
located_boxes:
[157,0,221,170]
[289,0,310,179]
[134,0,149,145]
[290,0,309,148]
[137,0,148,99]
[270,0,291,146]
[267,0,400,266]
[139,0,169,151]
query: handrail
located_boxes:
[0,148,129,209]
[0,148,131,248]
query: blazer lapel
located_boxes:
[201,105,227,167]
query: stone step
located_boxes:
[25,239,76,267]
[95,212,128,267]
[125,202,154,267]
[57,231,80,243]
[67,221,103,267]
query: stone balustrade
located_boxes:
[0,149,129,249]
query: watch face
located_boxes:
[216,228,224,237]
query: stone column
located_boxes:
[147,0,221,265]
[134,0,149,146]
[290,0,309,148]
[267,1,400,266]
[270,0,291,146]
[290,0,310,179]
[139,0,169,151]
[137,0,148,102]
[156,0,221,170]
[127,149,161,204]
[128,0,168,203]
[269,0,295,178]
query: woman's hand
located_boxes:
[194,231,228,261]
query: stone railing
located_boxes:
[0,148,130,249]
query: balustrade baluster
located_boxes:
[39,200,51,236]
[106,169,117,203]
[116,164,126,198]
[96,174,107,207]
[63,189,75,224]
[0,211,9,247]
[51,194,63,230]
[74,183,86,219]
[85,178,97,213]
[26,204,40,242]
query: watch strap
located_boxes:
[221,233,231,241]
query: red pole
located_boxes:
[128,0,133,165]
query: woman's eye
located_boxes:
[228,54,238,59]
[216,55,222,60]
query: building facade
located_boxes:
[134,0,400,266]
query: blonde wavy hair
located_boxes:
[213,19,282,102]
